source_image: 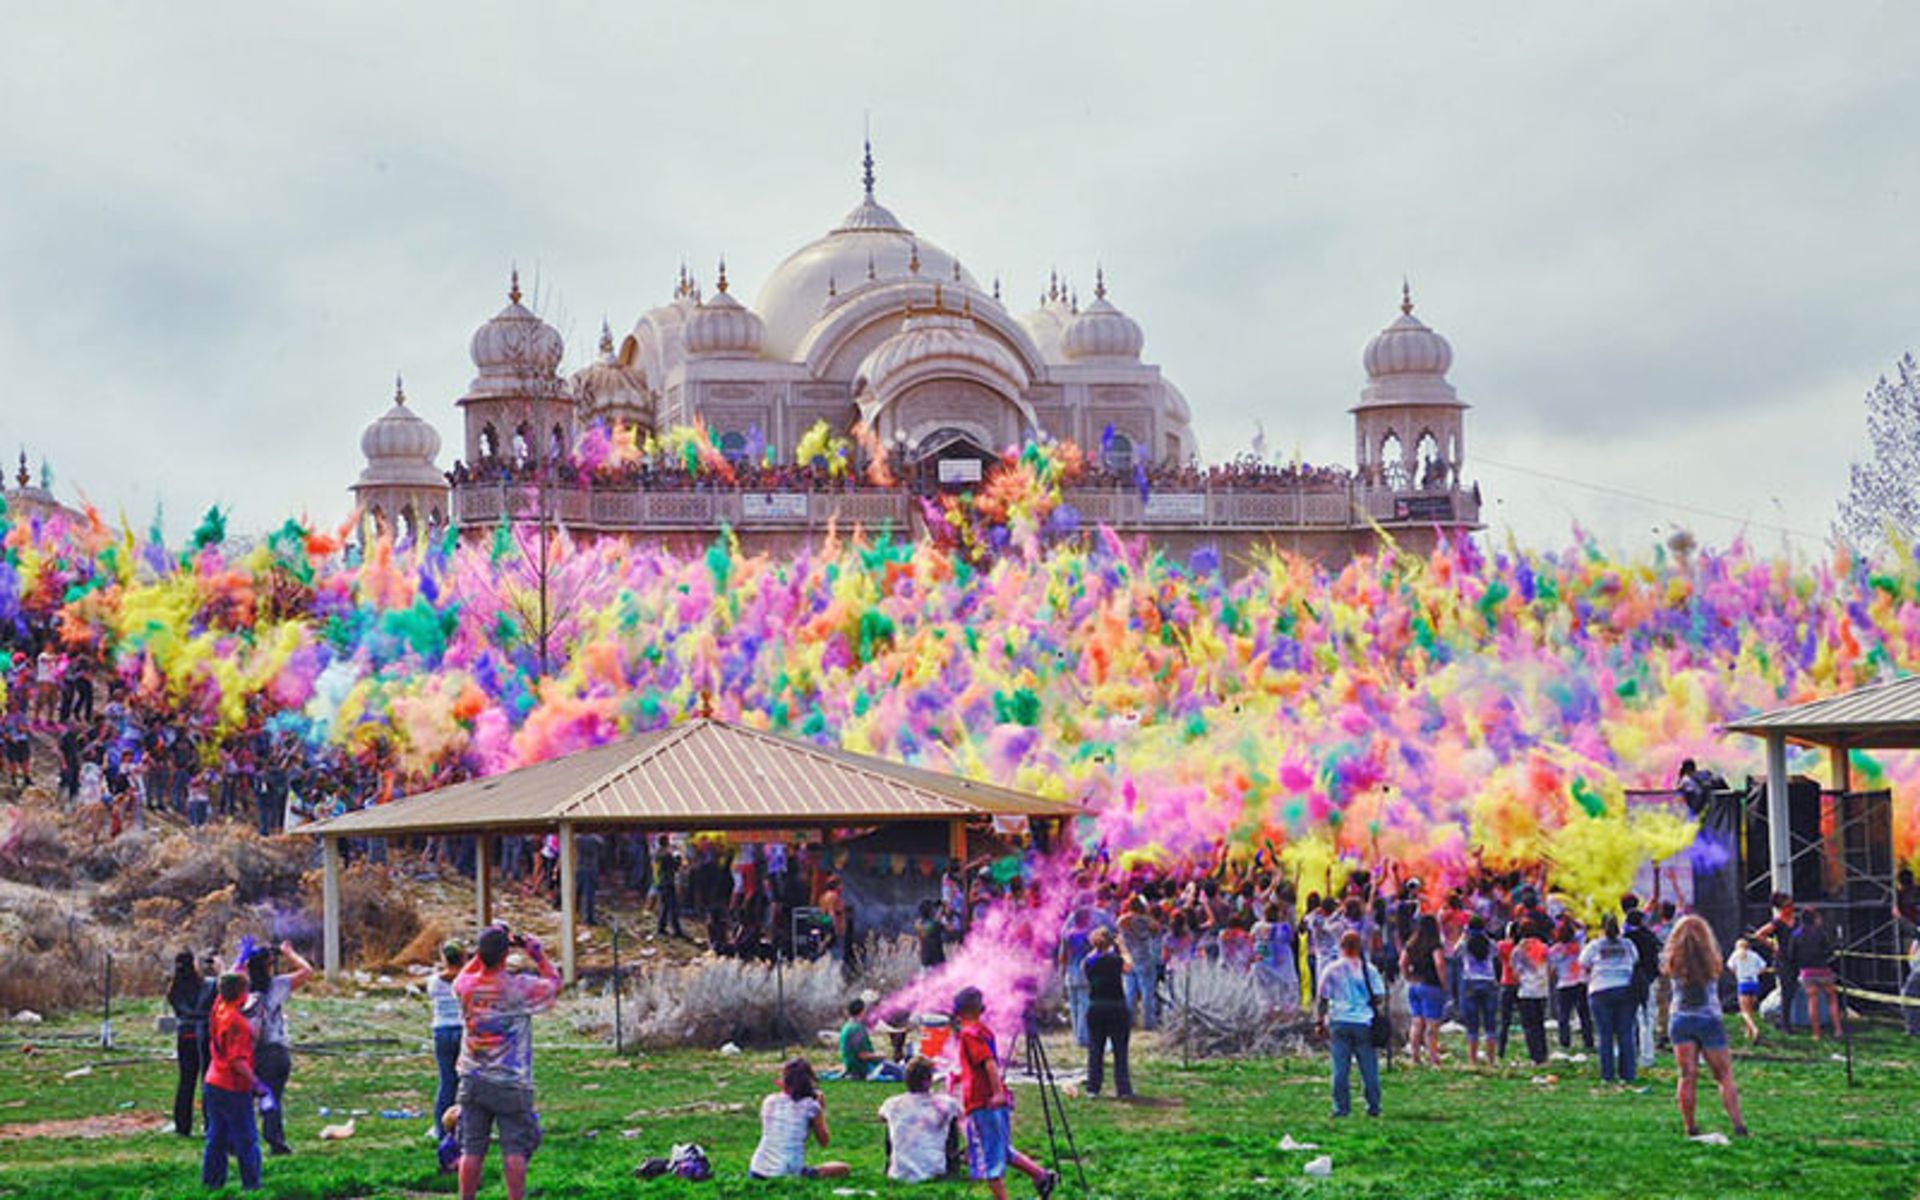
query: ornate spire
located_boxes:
[932,281,945,311]
[908,240,921,275]
[715,257,730,294]
[827,273,837,298]
[866,251,876,282]
[394,372,407,405]
[599,318,614,356]
[1048,269,1059,303]
[1095,266,1108,302]
[952,258,962,283]
[993,275,1002,302]
[508,266,522,305]
[15,449,27,490]
[1401,278,1413,316]
[676,262,690,298]
[862,136,876,201]
[1070,288,1079,314]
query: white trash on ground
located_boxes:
[1278,1134,1320,1151]
[1303,1154,1333,1177]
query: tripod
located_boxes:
[1020,1023,1088,1194]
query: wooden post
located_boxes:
[559,822,577,986]
[947,818,967,862]
[475,835,494,929]
[1829,744,1852,794]
[1765,733,1792,899]
[322,836,342,980]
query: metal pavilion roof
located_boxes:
[1723,673,1920,749]
[303,718,1083,837]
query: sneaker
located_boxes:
[1036,1168,1060,1199]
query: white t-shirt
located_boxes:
[427,972,464,1029]
[1726,947,1766,985]
[749,1093,821,1178]
[879,1091,961,1183]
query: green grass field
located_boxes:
[1,996,1915,1199]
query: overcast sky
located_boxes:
[2,2,1913,553]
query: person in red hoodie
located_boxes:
[202,971,263,1191]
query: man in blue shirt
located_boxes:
[1315,930,1386,1118]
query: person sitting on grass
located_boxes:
[952,986,1059,1200]
[879,1057,963,1183]
[840,998,905,1082]
[1662,915,1748,1138]
[748,1058,851,1181]
[202,972,262,1192]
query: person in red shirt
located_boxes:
[951,987,1057,1200]
[202,972,263,1191]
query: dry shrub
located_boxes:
[0,811,75,890]
[93,826,309,920]
[0,894,108,1014]
[606,935,923,1049]
[74,829,160,883]
[384,918,450,972]
[1158,961,1316,1058]
[301,862,422,967]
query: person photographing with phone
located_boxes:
[454,925,561,1200]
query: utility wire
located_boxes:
[1472,454,1829,545]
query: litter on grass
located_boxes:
[1278,1134,1320,1151]
[1303,1154,1333,1178]
[1690,1132,1731,1146]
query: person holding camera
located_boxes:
[454,925,561,1200]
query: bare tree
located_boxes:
[1838,353,1920,553]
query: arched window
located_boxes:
[1379,432,1406,489]
[1415,432,1441,490]
[480,424,500,460]
[400,507,419,546]
[512,422,533,467]
[719,430,749,464]
[1103,432,1135,473]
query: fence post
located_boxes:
[611,919,623,1055]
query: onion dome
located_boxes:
[1018,269,1077,362]
[357,376,446,487]
[571,319,653,420]
[1062,269,1144,361]
[684,260,767,358]
[468,269,565,393]
[855,288,1030,400]
[1363,282,1453,378]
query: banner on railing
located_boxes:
[1143,493,1207,521]
[742,492,809,520]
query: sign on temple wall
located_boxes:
[743,493,810,520]
[938,458,983,483]
[1143,493,1207,521]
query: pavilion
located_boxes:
[301,718,1084,982]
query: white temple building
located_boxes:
[349,145,1480,564]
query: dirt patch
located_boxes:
[0,1111,172,1141]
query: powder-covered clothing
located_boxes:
[956,1020,1001,1113]
[204,998,256,1093]
[1513,939,1552,1000]
[1669,978,1723,1019]
[747,1092,821,1178]
[1459,942,1499,984]
[1726,947,1766,986]
[880,1091,962,1183]
[428,972,464,1030]
[1317,956,1386,1026]
[454,963,561,1088]
[246,975,295,1048]
[1549,940,1585,987]
[1579,936,1640,994]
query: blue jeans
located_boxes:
[203,1083,262,1190]
[1590,987,1638,1083]
[1066,980,1090,1047]
[433,1026,462,1132]
[1125,966,1159,1030]
[188,799,209,828]
[1461,979,1499,1041]
[1328,1021,1381,1117]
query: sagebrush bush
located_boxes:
[302,861,422,967]
[1158,961,1316,1058]
[599,935,923,1049]
[0,893,109,1014]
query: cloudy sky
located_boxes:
[2,2,1913,552]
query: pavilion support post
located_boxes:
[475,835,494,929]
[559,822,577,987]
[947,819,967,862]
[321,836,342,981]
[1765,733,1793,899]
[1829,744,1852,794]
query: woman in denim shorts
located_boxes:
[1399,915,1449,1067]
[1662,915,1748,1139]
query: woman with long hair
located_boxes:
[1399,915,1448,1067]
[747,1058,850,1180]
[1792,905,1845,1042]
[1457,917,1501,1067]
[244,941,314,1156]
[166,950,216,1137]
[426,941,466,1134]
[1662,915,1748,1137]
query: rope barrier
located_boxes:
[1835,984,1920,1009]
[1834,949,1916,963]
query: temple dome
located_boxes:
[1363,285,1453,379]
[571,321,653,420]
[755,145,981,359]
[358,379,446,487]
[468,270,565,394]
[854,301,1030,400]
[1062,272,1144,361]
[684,265,767,358]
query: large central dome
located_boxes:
[755,145,981,360]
